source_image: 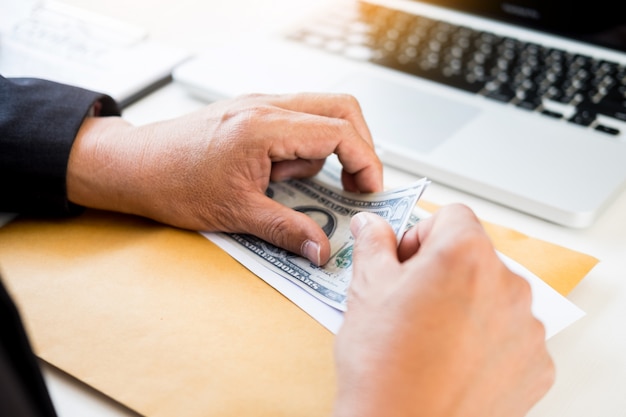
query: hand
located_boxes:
[67,93,383,265]
[333,205,554,417]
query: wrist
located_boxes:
[67,115,137,213]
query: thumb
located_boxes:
[245,196,331,265]
[350,212,400,282]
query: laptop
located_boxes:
[172,0,626,228]
[0,0,190,108]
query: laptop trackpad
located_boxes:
[333,74,481,153]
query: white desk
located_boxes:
[10,0,626,415]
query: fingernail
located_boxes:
[302,240,321,265]
[350,212,369,237]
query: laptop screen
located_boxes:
[418,0,626,53]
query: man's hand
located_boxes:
[333,205,555,417]
[67,93,383,265]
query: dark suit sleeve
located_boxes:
[0,75,121,215]
[1,278,59,417]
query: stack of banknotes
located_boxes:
[210,168,429,311]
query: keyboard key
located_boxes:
[541,109,563,119]
[594,125,620,135]
[569,109,597,126]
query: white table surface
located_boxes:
[5,0,626,416]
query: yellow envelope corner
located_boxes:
[418,200,599,296]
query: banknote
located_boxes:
[208,173,429,311]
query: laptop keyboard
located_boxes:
[286,1,626,136]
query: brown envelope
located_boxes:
[0,205,598,417]
[0,210,335,417]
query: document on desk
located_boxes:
[205,169,585,338]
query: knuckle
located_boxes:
[221,105,273,132]
[443,203,480,223]
[337,92,361,109]
[332,116,353,131]
[531,317,548,342]
[513,274,533,305]
[243,104,274,119]
[499,267,534,312]
[237,92,266,102]
[318,117,351,141]
[441,227,491,266]
[542,354,557,389]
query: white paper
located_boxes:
[204,231,585,338]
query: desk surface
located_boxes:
[9,0,626,416]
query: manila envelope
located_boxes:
[0,206,598,417]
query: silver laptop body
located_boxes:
[173,0,626,228]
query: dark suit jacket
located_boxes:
[0,75,120,417]
[0,75,120,214]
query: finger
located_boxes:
[350,212,400,288]
[397,224,424,262]
[263,92,375,149]
[401,204,484,261]
[242,195,332,265]
[270,159,326,182]
[257,109,383,192]
[252,94,383,193]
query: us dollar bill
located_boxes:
[209,173,429,311]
